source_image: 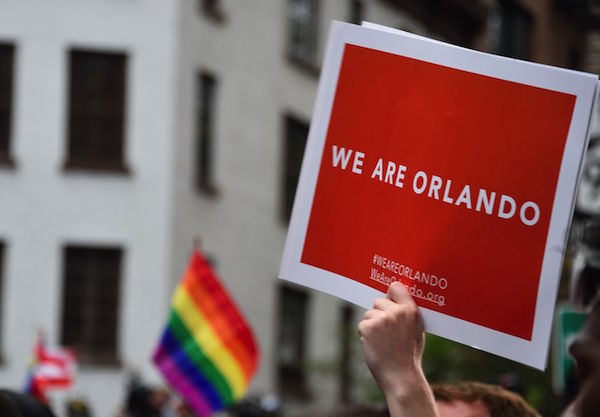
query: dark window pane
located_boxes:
[0,43,14,162]
[0,243,4,357]
[282,115,308,222]
[277,285,310,399]
[339,305,354,402]
[490,1,531,60]
[61,246,122,364]
[287,0,318,63]
[67,50,127,172]
[348,0,363,25]
[200,0,226,21]
[195,72,218,194]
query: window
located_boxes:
[281,114,308,222]
[195,72,218,195]
[60,246,122,364]
[287,0,319,65]
[199,0,226,22]
[568,45,582,71]
[348,0,363,25]
[276,285,310,399]
[0,242,5,360]
[66,50,127,173]
[489,1,531,60]
[0,43,14,166]
[339,304,354,402]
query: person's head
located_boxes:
[0,391,18,417]
[432,382,541,417]
[0,390,56,417]
[148,387,170,410]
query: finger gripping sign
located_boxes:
[279,21,599,369]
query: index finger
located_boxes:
[386,281,416,306]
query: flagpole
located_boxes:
[193,236,202,252]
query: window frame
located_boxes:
[348,0,364,25]
[489,1,532,60]
[199,0,227,23]
[276,284,311,399]
[281,113,309,223]
[0,43,15,168]
[60,245,123,366]
[64,48,129,174]
[338,304,354,402]
[286,0,320,74]
[0,242,5,363]
[194,71,219,196]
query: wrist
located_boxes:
[380,364,426,397]
[381,367,437,415]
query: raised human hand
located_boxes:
[358,282,438,417]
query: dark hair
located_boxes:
[0,389,57,417]
[0,390,19,417]
[432,382,541,417]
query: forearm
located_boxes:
[359,283,438,417]
[382,369,439,417]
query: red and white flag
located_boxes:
[25,333,76,402]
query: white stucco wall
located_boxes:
[0,1,179,416]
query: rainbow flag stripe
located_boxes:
[153,251,259,417]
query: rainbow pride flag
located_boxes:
[152,250,259,416]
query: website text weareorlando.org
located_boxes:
[370,254,447,307]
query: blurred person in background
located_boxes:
[562,220,600,417]
[0,389,57,417]
[125,379,173,417]
[66,397,92,417]
[359,281,600,417]
[561,273,600,417]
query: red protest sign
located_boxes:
[280,22,598,368]
[302,44,575,341]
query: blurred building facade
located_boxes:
[0,1,180,416]
[0,1,596,416]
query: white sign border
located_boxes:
[279,21,598,370]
